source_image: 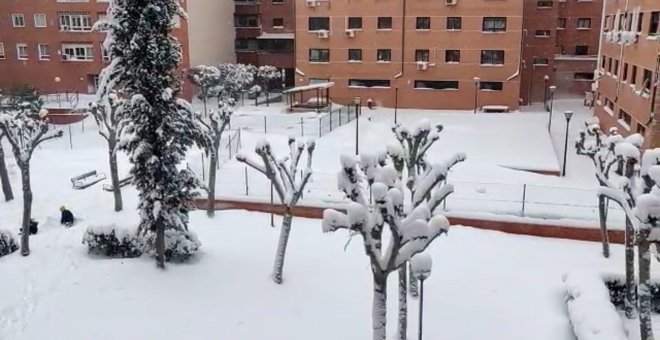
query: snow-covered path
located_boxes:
[0,210,631,340]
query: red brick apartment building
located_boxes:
[235,0,295,87]
[294,0,525,110]
[593,0,660,147]
[521,0,603,104]
[0,1,235,99]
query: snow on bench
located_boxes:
[481,105,510,113]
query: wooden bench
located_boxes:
[481,105,510,113]
[102,176,134,192]
[71,170,106,190]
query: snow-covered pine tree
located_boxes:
[105,0,208,268]
[0,105,62,256]
[186,65,220,116]
[237,137,315,284]
[323,149,463,340]
[388,120,444,339]
[575,121,624,258]
[88,92,126,212]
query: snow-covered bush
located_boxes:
[82,225,142,258]
[563,271,628,340]
[0,230,18,257]
[143,228,200,262]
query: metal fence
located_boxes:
[41,91,80,109]
[229,105,356,139]
[211,165,626,224]
[187,129,242,181]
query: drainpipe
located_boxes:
[615,0,630,102]
[400,0,407,77]
[595,0,608,85]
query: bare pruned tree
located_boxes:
[237,137,315,284]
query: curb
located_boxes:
[196,198,624,245]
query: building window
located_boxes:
[480,50,504,65]
[34,14,47,28]
[308,17,329,31]
[348,17,362,30]
[414,80,459,90]
[377,49,391,62]
[309,48,330,62]
[415,49,430,62]
[62,44,94,61]
[557,18,566,29]
[38,44,49,60]
[637,124,646,136]
[533,57,549,66]
[601,57,606,70]
[234,15,259,28]
[59,12,93,31]
[535,30,551,37]
[483,17,507,32]
[348,79,391,88]
[0,43,4,59]
[447,17,461,30]
[416,17,430,30]
[623,63,629,82]
[577,18,591,29]
[273,0,283,3]
[235,38,258,51]
[574,45,589,56]
[479,81,504,91]
[537,1,553,8]
[16,43,28,60]
[12,14,25,27]
[637,13,644,33]
[101,44,110,62]
[613,59,620,76]
[650,12,659,35]
[309,78,330,85]
[619,109,632,126]
[445,50,460,63]
[272,18,284,28]
[631,65,638,85]
[348,49,362,62]
[643,69,653,93]
[573,73,594,81]
[377,17,392,30]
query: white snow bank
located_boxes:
[562,271,627,340]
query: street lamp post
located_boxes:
[354,96,361,155]
[547,85,557,132]
[543,75,550,111]
[394,87,399,124]
[473,77,480,114]
[562,110,574,177]
[411,254,433,340]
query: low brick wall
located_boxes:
[195,198,624,244]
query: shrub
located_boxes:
[82,224,142,258]
[144,228,201,262]
[0,230,19,257]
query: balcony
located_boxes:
[235,1,260,15]
[235,50,294,68]
[235,26,262,38]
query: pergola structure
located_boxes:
[282,82,334,113]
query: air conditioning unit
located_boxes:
[416,61,429,71]
[62,54,70,60]
[612,31,621,43]
[604,31,614,42]
[446,0,458,5]
[61,25,70,31]
[345,29,355,38]
[317,30,330,39]
[306,0,319,7]
[621,31,638,45]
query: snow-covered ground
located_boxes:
[0,209,636,340]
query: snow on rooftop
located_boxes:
[282,82,335,94]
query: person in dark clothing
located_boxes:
[60,206,74,227]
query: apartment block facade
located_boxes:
[594,0,659,147]
[295,0,524,110]
[234,0,295,87]
[521,0,603,104]
[0,1,235,99]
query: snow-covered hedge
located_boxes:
[0,230,18,257]
[562,271,628,340]
[82,224,142,258]
[144,228,201,262]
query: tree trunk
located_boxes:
[0,144,13,201]
[155,220,165,269]
[638,228,654,340]
[397,265,408,340]
[409,262,419,297]
[20,166,32,256]
[598,195,610,258]
[372,272,388,340]
[272,212,293,284]
[207,148,219,217]
[108,140,122,212]
[624,217,637,319]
